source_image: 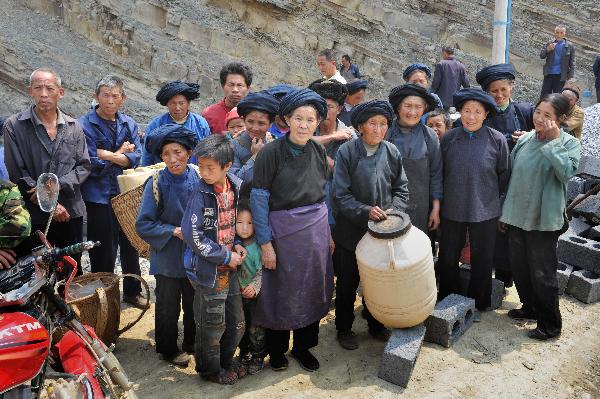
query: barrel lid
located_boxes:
[367,211,412,239]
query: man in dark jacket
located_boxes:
[3,68,91,273]
[539,25,575,98]
[594,55,600,103]
[431,46,470,109]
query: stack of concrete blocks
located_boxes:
[377,294,477,388]
[458,264,505,310]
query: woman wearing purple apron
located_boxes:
[250,88,333,372]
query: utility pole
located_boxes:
[492,0,510,64]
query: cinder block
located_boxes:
[557,262,574,295]
[566,270,600,304]
[588,225,600,241]
[566,217,592,237]
[567,176,586,202]
[572,194,600,224]
[459,267,504,310]
[576,155,600,178]
[557,234,600,274]
[378,325,426,387]
[424,294,475,347]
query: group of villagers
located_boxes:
[134,61,581,385]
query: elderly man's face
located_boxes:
[95,85,126,119]
[317,56,337,78]
[554,27,566,41]
[29,71,64,113]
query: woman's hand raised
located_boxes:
[261,242,277,270]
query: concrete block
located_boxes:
[566,217,592,237]
[459,267,504,310]
[572,194,600,224]
[566,270,600,303]
[576,155,600,178]
[424,294,475,347]
[378,325,426,388]
[567,176,586,202]
[556,234,600,274]
[557,262,574,295]
[588,225,600,241]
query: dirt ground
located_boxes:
[110,267,600,399]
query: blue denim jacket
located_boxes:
[80,109,141,204]
[181,173,242,288]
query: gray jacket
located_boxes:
[540,39,575,81]
[332,138,409,251]
[3,105,91,225]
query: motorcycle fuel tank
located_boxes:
[0,312,49,393]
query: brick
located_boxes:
[557,262,574,295]
[576,155,600,178]
[567,176,586,202]
[572,194,600,224]
[565,270,600,304]
[556,234,600,274]
[566,217,592,237]
[424,294,475,347]
[378,325,426,388]
[459,267,505,310]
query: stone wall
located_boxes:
[0,0,597,122]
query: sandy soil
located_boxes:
[111,269,600,399]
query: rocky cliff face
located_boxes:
[0,0,598,122]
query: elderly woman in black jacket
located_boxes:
[332,100,409,350]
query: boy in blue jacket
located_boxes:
[181,134,247,385]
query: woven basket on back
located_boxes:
[111,184,150,258]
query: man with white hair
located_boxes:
[3,68,91,272]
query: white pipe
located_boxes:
[492,0,509,64]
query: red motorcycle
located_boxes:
[0,173,138,399]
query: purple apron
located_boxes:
[254,202,334,330]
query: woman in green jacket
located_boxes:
[500,93,581,341]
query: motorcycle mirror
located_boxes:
[36,173,59,213]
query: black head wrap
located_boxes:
[279,88,328,120]
[453,88,500,115]
[346,79,368,95]
[145,124,199,157]
[350,99,394,130]
[388,83,437,114]
[475,64,516,91]
[155,81,200,106]
[236,91,280,119]
[308,78,348,106]
[266,84,299,100]
[402,63,432,81]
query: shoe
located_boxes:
[269,353,288,371]
[290,349,320,372]
[202,369,238,385]
[368,328,391,342]
[247,356,265,375]
[230,360,247,379]
[527,328,559,341]
[182,343,194,354]
[337,330,359,350]
[508,308,535,320]
[473,310,482,323]
[123,294,149,309]
[163,351,190,367]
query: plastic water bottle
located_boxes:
[582,89,593,109]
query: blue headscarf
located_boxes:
[453,88,500,115]
[155,81,200,106]
[403,63,432,81]
[236,91,280,119]
[266,84,299,100]
[350,100,394,130]
[278,88,328,120]
[145,124,199,157]
[346,79,368,95]
[475,64,516,91]
[388,83,437,114]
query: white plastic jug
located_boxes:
[356,212,437,328]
